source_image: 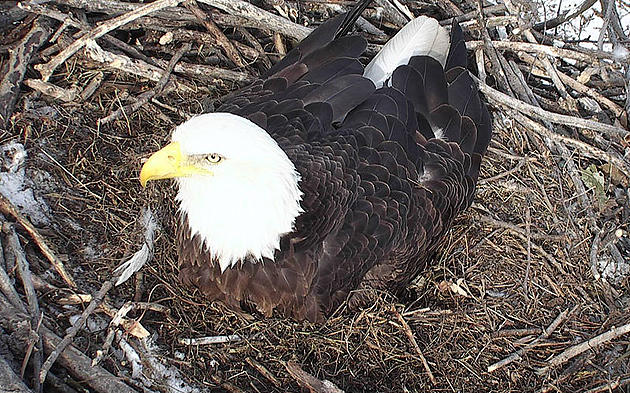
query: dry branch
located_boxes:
[4,225,43,392]
[0,16,52,127]
[0,193,76,288]
[0,357,32,393]
[197,0,312,40]
[35,0,185,81]
[477,80,629,141]
[246,357,282,388]
[99,42,191,124]
[537,322,630,375]
[184,0,244,67]
[517,51,625,117]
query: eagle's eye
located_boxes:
[206,153,222,163]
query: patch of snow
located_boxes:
[118,335,143,379]
[0,142,51,226]
[132,335,207,393]
[613,43,630,62]
[598,253,630,285]
[67,314,107,333]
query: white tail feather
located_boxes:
[363,16,450,88]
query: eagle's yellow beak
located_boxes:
[140,142,211,187]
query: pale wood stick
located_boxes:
[517,51,625,117]
[196,0,312,40]
[466,40,610,63]
[476,80,629,140]
[372,0,408,27]
[285,361,344,393]
[179,334,242,345]
[35,0,184,81]
[168,60,254,84]
[537,322,630,375]
[24,79,79,103]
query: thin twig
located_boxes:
[39,276,118,383]
[508,111,630,180]
[476,214,566,242]
[533,0,597,31]
[99,42,192,124]
[246,357,282,388]
[393,308,437,384]
[488,307,573,373]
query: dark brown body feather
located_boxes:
[178,8,492,322]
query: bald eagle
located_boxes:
[140,2,491,322]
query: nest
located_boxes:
[0,0,629,392]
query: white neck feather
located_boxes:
[173,113,303,272]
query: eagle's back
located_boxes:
[178,11,491,321]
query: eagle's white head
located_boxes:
[140,113,303,271]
